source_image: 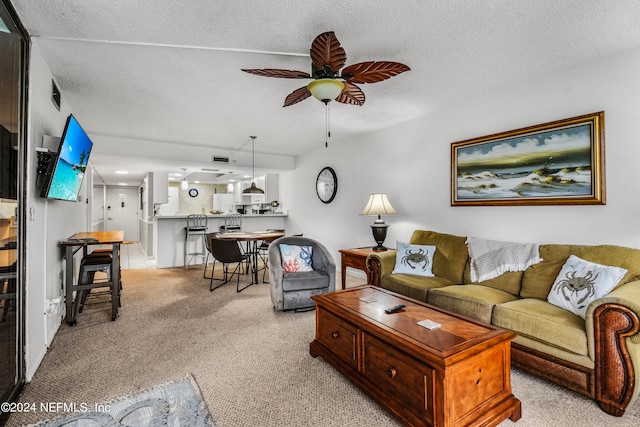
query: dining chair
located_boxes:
[205,233,250,292]
[257,229,286,283]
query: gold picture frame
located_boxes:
[451,112,605,206]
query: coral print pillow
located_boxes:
[547,255,627,319]
[279,244,313,273]
[392,241,436,277]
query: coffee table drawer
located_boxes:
[362,332,434,422]
[316,308,358,369]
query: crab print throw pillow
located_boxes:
[392,241,436,277]
[279,244,314,273]
[547,255,627,319]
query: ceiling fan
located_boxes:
[242,31,410,107]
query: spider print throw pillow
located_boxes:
[547,255,627,319]
[392,241,436,277]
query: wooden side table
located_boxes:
[339,247,390,289]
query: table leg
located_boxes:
[111,243,120,321]
[341,254,347,290]
[250,241,259,284]
[65,246,76,325]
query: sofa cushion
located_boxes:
[408,230,468,283]
[427,284,518,323]
[547,255,627,319]
[492,299,587,356]
[392,241,436,276]
[521,244,640,300]
[282,270,329,291]
[462,259,523,296]
[381,274,456,303]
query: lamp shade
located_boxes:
[360,193,398,217]
[307,79,345,102]
[181,178,188,191]
[243,182,264,194]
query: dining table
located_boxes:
[216,230,284,285]
[59,230,124,325]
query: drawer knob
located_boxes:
[330,331,339,339]
[387,368,397,378]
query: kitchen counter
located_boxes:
[154,213,287,268]
[156,213,288,219]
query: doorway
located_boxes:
[105,187,139,242]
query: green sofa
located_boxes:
[366,230,640,417]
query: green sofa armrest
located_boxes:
[366,250,397,286]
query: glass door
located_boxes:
[0,0,25,411]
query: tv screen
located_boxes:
[41,115,93,202]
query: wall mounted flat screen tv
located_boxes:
[41,114,93,202]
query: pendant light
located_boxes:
[243,136,264,194]
[180,168,188,190]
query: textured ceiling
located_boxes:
[11,0,640,185]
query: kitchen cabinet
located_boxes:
[150,172,168,204]
[242,193,265,204]
[234,174,278,208]
[265,173,279,203]
[213,193,235,213]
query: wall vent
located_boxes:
[212,156,229,163]
[51,80,61,111]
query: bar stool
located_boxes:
[74,256,118,320]
[184,214,208,269]
[219,213,242,232]
[1,262,17,323]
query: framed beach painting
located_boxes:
[451,112,605,206]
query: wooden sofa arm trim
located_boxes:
[593,303,640,416]
[366,256,382,287]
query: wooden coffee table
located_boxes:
[310,286,521,427]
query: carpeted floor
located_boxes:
[7,267,640,426]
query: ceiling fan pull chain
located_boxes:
[325,102,330,148]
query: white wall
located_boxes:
[25,42,92,380]
[282,46,640,265]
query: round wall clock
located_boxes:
[188,188,199,198]
[316,167,337,204]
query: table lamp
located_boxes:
[360,193,398,250]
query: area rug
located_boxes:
[27,375,214,426]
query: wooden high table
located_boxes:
[216,230,284,285]
[59,231,124,325]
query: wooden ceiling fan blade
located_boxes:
[242,69,312,79]
[310,32,346,75]
[335,82,365,106]
[283,86,312,107]
[341,61,410,83]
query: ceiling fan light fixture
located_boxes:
[307,79,345,103]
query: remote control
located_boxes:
[384,304,406,314]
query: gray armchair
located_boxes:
[268,236,336,311]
